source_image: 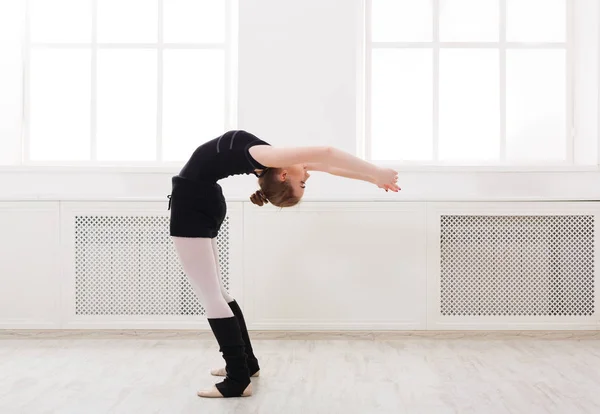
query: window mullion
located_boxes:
[500,0,506,161]
[224,0,231,131]
[91,0,97,161]
[433,0,440,161]
[23,0,31,163]
[566,0,575,164]
[156,0,164,162]
[365,0,372,161]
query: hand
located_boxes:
[373,167,400,192]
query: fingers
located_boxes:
[384,183,400,192]
[377,181,401,193]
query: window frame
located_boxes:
[363,0,580,168]
[22,0,237,166]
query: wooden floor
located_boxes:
[2,333,600,414]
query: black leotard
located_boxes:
[179,130,270,181]
[169,130,270,238]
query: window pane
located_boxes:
[97,0,158,43]
[439,50,500,161]
[97,50,156,161]
[30,0,91,43]
[440,0,499,42]
[30,50,91,161]
[164,0,225,43]
[506,50,566,162]
[371,50,432,161]
[371,0,432,42]
[507,0,566,42]
[163,50,225,162]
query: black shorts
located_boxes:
[168,176,227,238]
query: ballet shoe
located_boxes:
[197,383,253,398]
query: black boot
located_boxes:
[228,300,260,376]
[206,317,251,398]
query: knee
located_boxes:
[202,295,232,318]
[221,289,234,303]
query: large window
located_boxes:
[25,0,234,164]
[367,0,575,165]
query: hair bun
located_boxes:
[250,190,269,206]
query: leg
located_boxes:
[211,238,261,377]
[172,237,251,398]
[173,237,232,318]
[210,237,234,303]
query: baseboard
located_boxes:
[2,329,600,340]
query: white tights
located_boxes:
[172,237,235,318]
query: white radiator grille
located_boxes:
[74,215,230,316]
[440,215,595,317]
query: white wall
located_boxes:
[0,202,60,328]
[1,200,598,330]
[244,202,427,330]
[0,0,599,203]
[238,0,358,154]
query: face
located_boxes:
[281,163,310,197]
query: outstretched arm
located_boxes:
[249,146,377,175]
[307,163,400,192]
[306,163,374,183]
[249,145,400,191]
